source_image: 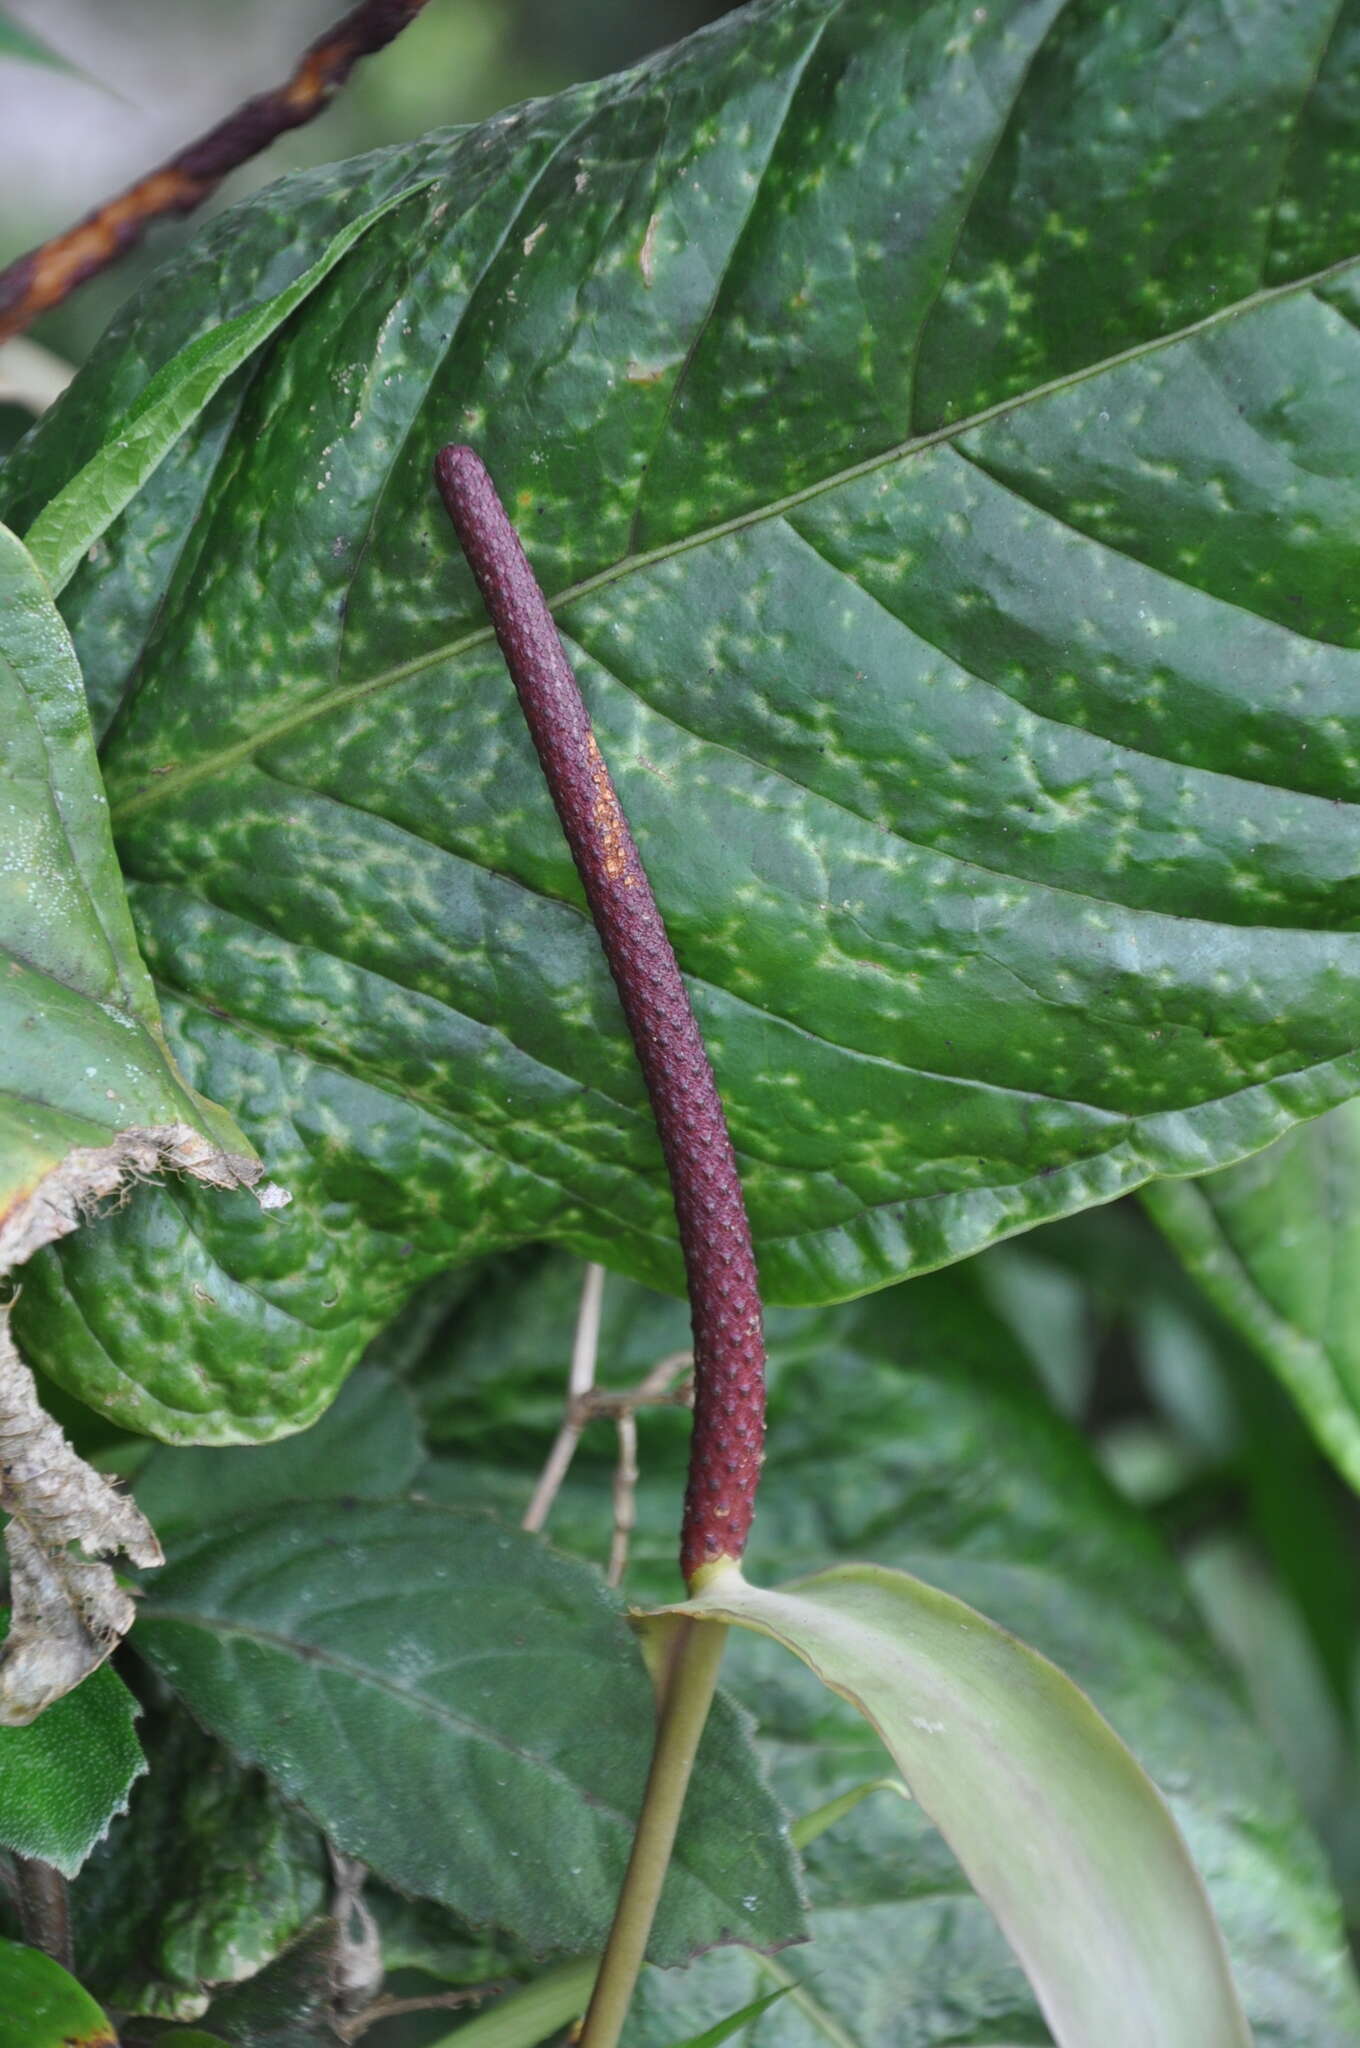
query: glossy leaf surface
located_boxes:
[133,1502,804,1964]
[9,0,1360,1432]
[24,185,431,597]
[0,1939,114,2047]
[412,1252,1360,2045]
[1145,1104,1360,1494]
[668,1564,1249,2048]
[0,1621,143,1875]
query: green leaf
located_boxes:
[0,1617,143,1875]
[131,1363,425,1542]
[0,520,254,1263]
[663,1987,791,2047]
[668,1565,1249,2048]
[24,181,434,597]
[415,1253,1360,2045]
[70,1702,326,2020]
[0,1938,115,2047]
[403,1958,596,2048]
[0,521,259,1716]
[1143,1105,1360,1493]
[0,14,83,76]
[133,1502,804,1964]
[10,0,1360,1431]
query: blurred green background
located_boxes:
[0,0,737,363]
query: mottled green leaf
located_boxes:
[25,183,434,597]
[133,1503,803,1964]
[1144,1104,1360,1493]
[0,1938,114,2047]
[70,1703,326,2021]
[0,1615,142,1875]
[9,0,1360,1433]
[415,1253,1360,2046]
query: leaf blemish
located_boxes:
[639,211,660,287]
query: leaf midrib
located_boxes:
[110,243,1360,829]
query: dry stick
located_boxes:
[435,445,767,2048]
[0,0,434,344]
[608,1411,640,1587]
[522,1260,606,1535]
[338,1984,510,2043]
[10,1855,72,1972]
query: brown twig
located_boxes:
[522,1262,607,1536]
[0,0,434,344]
[435,445,766,1590]
[337,1983,510,2041]
[10,1854,72,1970]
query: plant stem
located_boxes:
[578,1617,729,2048]
[11,1853,72,1970]
[425,1957,596,2047]
[0,0,435,343]
[436,445,765,2046]
[435,445,766,1588]
[523,1261,605,1534]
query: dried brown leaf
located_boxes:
[0,1125,273,1722]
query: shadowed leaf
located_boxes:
[134,1502,804,1965]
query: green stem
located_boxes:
[423,1958,596,2048]
[579,1617,729,2048]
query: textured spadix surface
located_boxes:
[7,0,1360,1435]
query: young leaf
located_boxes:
[0,1938,115,2047]
[23,179,433,595]
[663,1986,791,2046]
[1144,1104,1360,1493]
[0,1622,142,1876]
[133,1502,804,1964]
[11,0,1360,1430]
[661,1565,1249,2048]
[0,14,84,76]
